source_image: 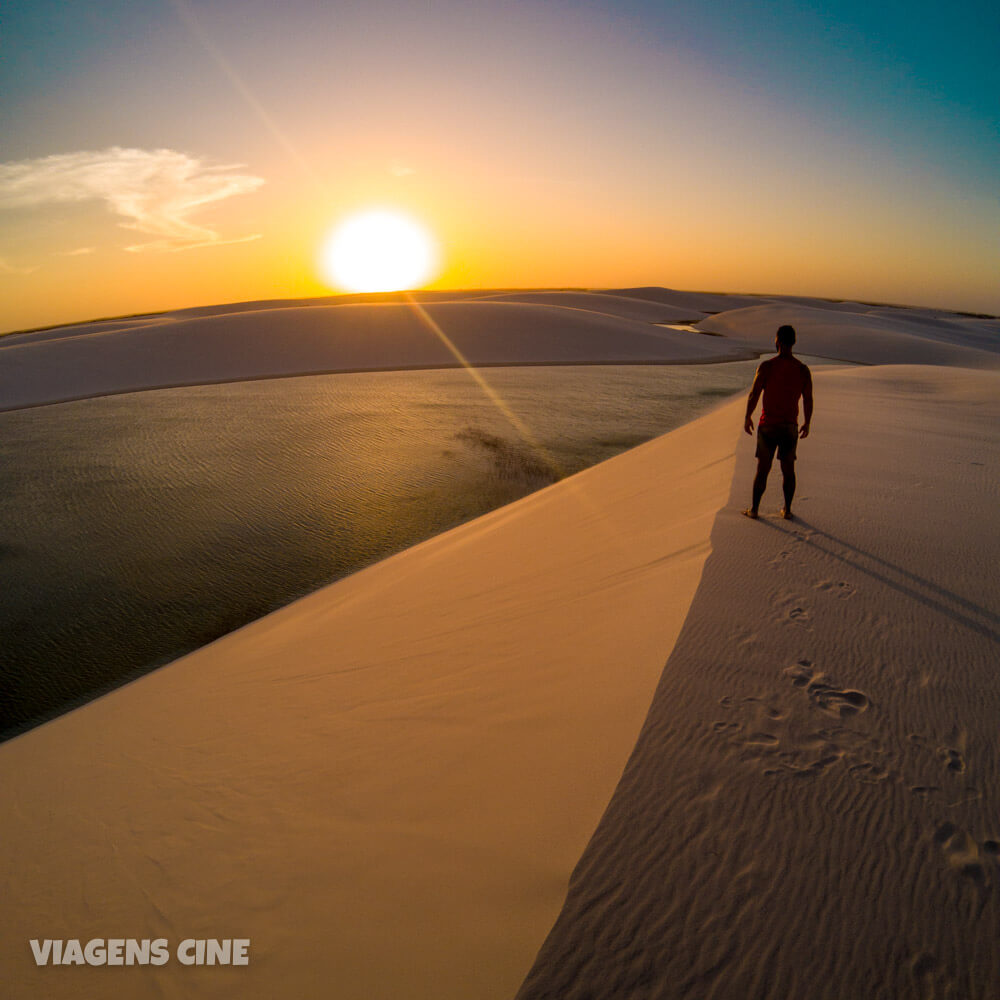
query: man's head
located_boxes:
[775,324,796,353]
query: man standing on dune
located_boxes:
[743,324,813,520]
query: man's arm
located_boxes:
[799,366,813,438]
[744,367,765,435]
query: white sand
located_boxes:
[5,289,998,412]
[1,391,739,999]
[474,290,706,324]
[602,285,767,315]
[518,365,1000,999]
[0,295,751,412]
[698,301,1000,367]
[2,288,998,998]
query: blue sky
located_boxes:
[7,0,995,168]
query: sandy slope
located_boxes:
[518,366,1000,1000]
[474,290,705,324]
[2,288,998,998]
[4,285,997,413]
[698,302,1000,367]
[0,298,750,411]
[5,365,996,1000]
[0,394,741,999]
[603,286,768,315]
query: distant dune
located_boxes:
[602,285,768,314]
[2,286,997,412]
[473,290,705,323]
[0,294,752,412]
[698,301,1000,367]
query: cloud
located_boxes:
[55,246,97,256]
[389,163,416,177]
[0,257,38,275]
[0,147,265,252]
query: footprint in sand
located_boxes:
[717,694,874,780]
[717,662,885,780]
[712,720,740,734]
[909,953,950,1000]
[783,661,870,718]
[810,685,869,718]
[938,746,966,773]
[786,605,810,626]
[768,549,795,569]
[910,952,964,1000]
[729,625,761,647]
[785,660,815,687]
[933,822,989,888]
[773,591,815,630]
[907,731,972,792]
[847,761,892,784]
[911,953,937,980]
[934,726,969,775]
[742,732,780,747]
[814,579,857,599]
[713,696,786,764]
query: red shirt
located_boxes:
[757,355,811,427]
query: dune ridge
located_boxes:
[517,365,1000,1000]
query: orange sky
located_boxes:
[2,0,998,332]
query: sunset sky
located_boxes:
[2,0,998,332]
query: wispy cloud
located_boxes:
[55,246,97,257]
[0,257,38,275]
[0,147,265,252]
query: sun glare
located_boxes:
[318,209,438,293]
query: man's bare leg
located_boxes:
[779,456,796,518]
[744,456,772,518]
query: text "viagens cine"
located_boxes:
[30,939,250,966]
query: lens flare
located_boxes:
[319,209,438,292]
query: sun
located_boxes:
[318,209,439,293]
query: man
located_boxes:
[743,324,813,520]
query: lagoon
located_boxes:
[0,361,765,739]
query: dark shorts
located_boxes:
[756,423,798,462]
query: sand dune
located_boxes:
[0,315,174,348]
[1,289,998,998]
[4,286,996,412]
[4,360,998,998]
[0,290,507,340]
[607,286,997,327]
[0,393,742,1000]
[862,306,1000,353]
[518,365,1000,999]
[698,301,1000,367]
[0,297,751,411]
[474,290,705,324]
[154,289,506,321]
[603,285,768,315]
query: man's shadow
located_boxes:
[755,515,1000,644]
